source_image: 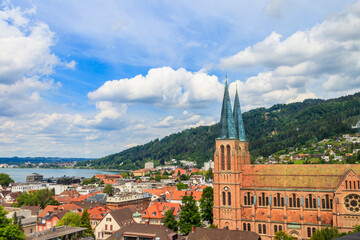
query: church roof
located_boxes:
[233,88,246,141]
[241,164,360,190]
[219,81,236,139]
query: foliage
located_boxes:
[75,92,360,169]
[176,182,189,190]
[14,188,59,209]
[82,176,96,185]
[121,172,129,178]
[208,224,217,228]
[310,227,345,240]
[0,173,14,187]
[199,186,213,224]
[274,231,294,240]
[163,210,178,232]
[205,169,213,181]
[103,184,114,196]
[178,195,202,235]
[180,174,189,181]
[80,209,95,238]
[0,205,26,240]
[56,212,81,227]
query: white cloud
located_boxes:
[264,0,290,19]
[220,1,360,107]
[153,111,215,130]
[65,60,77,70]
[88,67,223,108]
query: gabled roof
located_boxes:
[141,202,180,219]
[88,206,110,220]
[241,164,360,190]
[109,223,177,240]
[20,205,42,215]
[109,206,136,227]
[219,80,236,139]
[170,190,202,201]
[335,168,360,191]
[38,204,82,218]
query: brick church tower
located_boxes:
[213,81,251,230]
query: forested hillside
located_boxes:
[76,92,360,170]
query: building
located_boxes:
[144,161,154,169]
[213,82,360,239]
[6,208,37,235]
[187,227,260,240]
[203,160,214,171]
[94,206,136,240]
[108,223,178,240]
[26,173,43,183]
[26,226,86,240]
[141,202,180,224]
[132,169,150,177]
[106,192,151,212]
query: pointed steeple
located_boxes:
[233,88,246,141]
[219,80,237,139]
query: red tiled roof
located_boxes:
[88,206,110,220]
[38,204,82,218]
[141,202,180,219]
[171,190,202,201]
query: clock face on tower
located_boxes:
[344,194,360,212]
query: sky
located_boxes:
[1,0,360,158]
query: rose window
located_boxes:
[344,194,360,212]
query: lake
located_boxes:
[0,168,121,183]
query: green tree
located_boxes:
[121,172,129,178]
[199,186,213,224]
[176,182,188,190]
[274,231,294,240]
[180,174,189,181]
[155,175,162,182]
[56,212,81,227]
[13,212,18,225]
[103,184,114,196]
[0,206,25,240]
[311,227,343,240]
[14,189,59,209]
[205,169,213,181]
[0,173,14,187]
[99,179,104,186]
[80,209,95,238]
[163,210,178,232]
[178,195,202,235]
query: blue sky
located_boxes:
[1,0,360,158]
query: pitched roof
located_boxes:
[109,206,136,226]
[20,205,41,215]
[170,190,202,201]
[38,204,82,218]
[108,223,177,240]
[187,227,260,240]
[88,206,110,220]
[141,202,180,219]
[219,80,236,139]
[241,164,360,190]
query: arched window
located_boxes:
[259,193,268,206]
[258,224,262,234]
[222,192,226,205]
[227,145,231,170]
[306,194,316,209]
[274,225,277,233]
[305,198,309,208]
[228,192,231,206]
[289,194,300,208]
[244,195,247,205]
[263,224,266,234]
[297,198,300,208]
[244,192,254,205]
[321,194,333,209]
[354,181,356,189]
[243,223,246,231]
[289,198,292,207]
[322,198,325,208]
[247,223,251,231]
[307,227,311,237]
[281,197,284,207]
[221,145,225,170]
[279,225,282,231]
[312,228,316,235]
[274,197,277,207]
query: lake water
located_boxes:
[0,168,121,183]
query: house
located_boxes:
[6,208,37,235]
[187,227,260,240]
[94,206,136,240]
[108,223,178,240]
[37,204,82,232]
[88,206,111,229]
[26,226,86,240]
[169,190,202,206]
[141,202,180,225]
[132,169,150,177]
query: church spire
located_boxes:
[233,87,246,141]
[219,80,237,139]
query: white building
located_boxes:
[11,184,47,193]
[203,160,214,171]
[144,161,154,169]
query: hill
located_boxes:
[76,92,360,170]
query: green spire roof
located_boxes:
[219,81,237,139]
[233,88,246,141]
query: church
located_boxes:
[213,82,360,239]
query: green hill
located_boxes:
[76,92,360,170]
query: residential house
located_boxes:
[108,223,178,240]
[141,202,180,225]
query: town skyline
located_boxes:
[1,0,360,158]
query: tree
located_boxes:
[176,182,188,190]
[80,209,95,238]
[205,169,213,181]
[99,179,104,186]
[0,205,25,240]
[14,189,59,209]
[0,173,14,187]
[180,174,189,181]
[199,186,213,224]
[178,195,202,235]
[311,227,344,240]
[121,172,129,178]
[274,231,294,240]
[163,210,178,232]
[103,184,114,196]
[155,175,162,182]
[56,212,81,227]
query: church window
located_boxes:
[243,223,246,231]
[297,198,300,208]
[266,197,269,206]
[345,180,348,189]
[312,228,316,235]
[222,192,226,205]
[322,199,325,209]
[259,197,262,206]
[274,197,277,207]
[263,224,266,234]
[244,196,247,205]
[259,193,268,206]
[305,198,309,208]
[247,223,251,231]
[258,224,262,234]
[281,197,284,207]
[251,196,254,205]
[350,181,352,189]
[358,181,360,189]
[322,194,333,210]
[344,194,360,212]
[354,181,356,189]
[274,225,277,233]
[279,225,282,231]
[228,192,231,206]
[221,145,225,170]
[289,198,292,207]
[227,145,231,170]
[307,227,311,237]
